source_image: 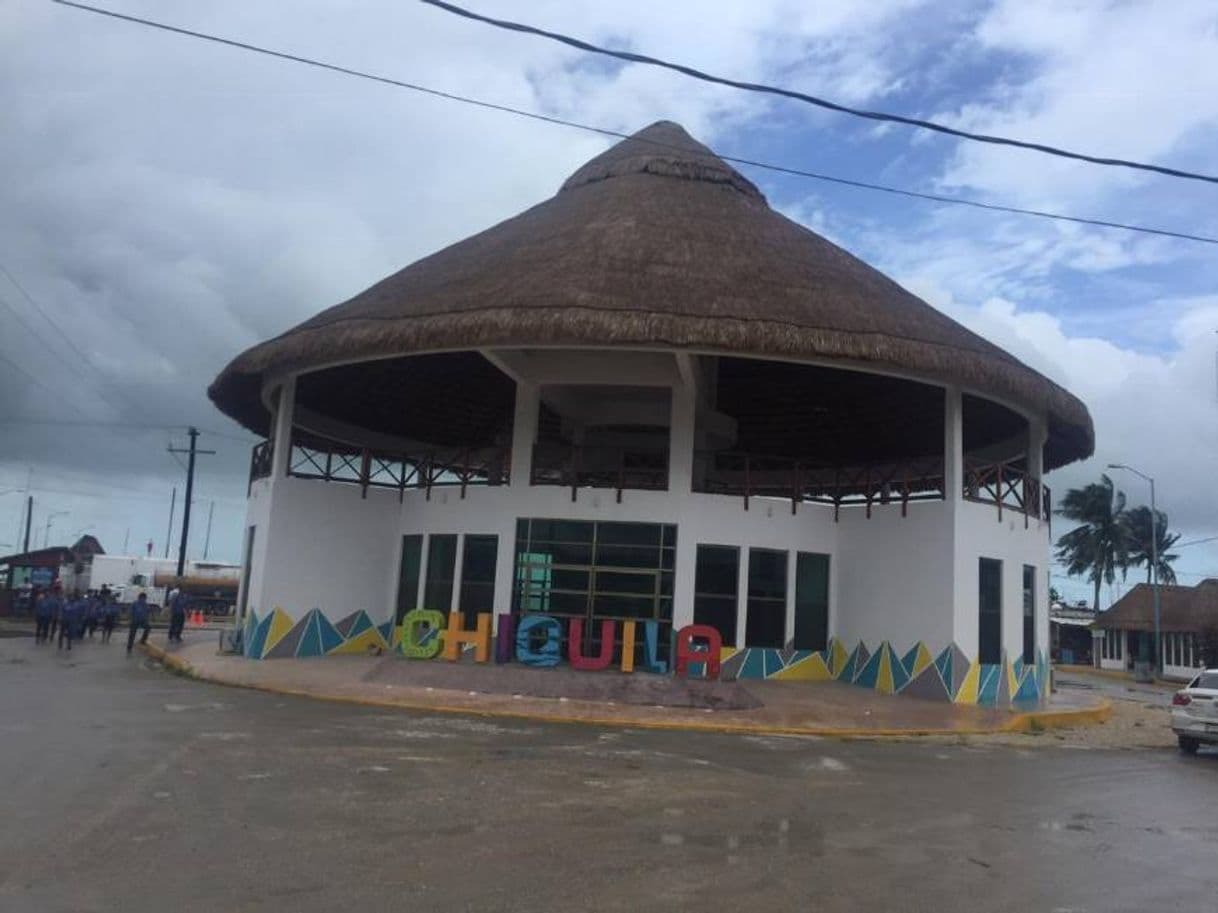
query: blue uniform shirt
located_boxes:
[35,595,61,619]
[170,591,189,619]
[131,599,150,624]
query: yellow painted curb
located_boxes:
[141,644,1111,740]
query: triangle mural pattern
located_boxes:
[240,608,1047,706]
[718,638,1047,706]
[242,607,390,659]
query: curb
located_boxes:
[141,644,1112,739]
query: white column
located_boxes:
[450,534,465,614]
[669,383,696,494]
[943,386,963,501]
[1027,418,1047,480]
[271,376,296,480]
[510,381,539,490]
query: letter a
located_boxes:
[675,624,722,680]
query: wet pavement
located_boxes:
[1,636,1215,912]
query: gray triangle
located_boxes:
[264,616,309,658]
[901,662,951,702]
[950,643,971,695]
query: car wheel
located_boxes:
[1177,735,1200,755]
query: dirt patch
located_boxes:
[362,658,763,710]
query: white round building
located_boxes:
[210,122,1093,706]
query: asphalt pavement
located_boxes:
[1,634,1215,913]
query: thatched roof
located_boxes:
[1096,580,1218,633]
[209,121,1094,468]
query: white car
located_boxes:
[1171,669,1218,754]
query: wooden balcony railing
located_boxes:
[693,451,945,519]
[963,459,1051,526]
[531,443,668,502]
[247,436,509,500]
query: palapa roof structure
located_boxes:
[210,121,1093,469]
[1095,580,1218,633]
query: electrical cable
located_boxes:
[47,0,1218,245]
[421,0,1218,187]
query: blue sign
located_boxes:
[30,567,54,587]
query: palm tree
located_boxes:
[1054,474,1130,612]
[1123,505,1180,585]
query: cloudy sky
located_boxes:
[2,0,1216,604]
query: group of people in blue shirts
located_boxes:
[33,585,190,653]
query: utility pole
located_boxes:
[203,500,215,560]
[23,495,32,552]
[168,427,215,578]
[164,488,176,559]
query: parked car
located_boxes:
[1171,669,1218,754]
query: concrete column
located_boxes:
[943,385,963,501]
[450,534,465,614]
[510,382,539,490]
[1027,418,1047,481]
[271,376,296,480]
[669,383,696,494]
[671,528,697,632]
[735,547,749,648]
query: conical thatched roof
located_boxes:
[210,121,1093,468]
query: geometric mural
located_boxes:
[242,608,1048,707]
[718,638,1048,706]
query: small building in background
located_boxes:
[1049,601,1097,665]
[0,535,105,614]
[1093,580,1218,680]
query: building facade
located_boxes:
[1094,580,1218,680]
[210,123,1095,706]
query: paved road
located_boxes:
[1056,668,1180,706]
[1,637,1215,913]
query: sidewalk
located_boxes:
[142,634,1110,738]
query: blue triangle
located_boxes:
[348,610,373,639]
[377,620,394,646]
[891,647,912,693]
[316,612,344,653]
[739,649,767,679]
[854,645,883,688]
[934,646,952,688]
[977,665,1001,705]
[900,644,921,678]
[297,611,324,657]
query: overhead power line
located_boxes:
[0,350,90,418]
[49,1,1218,246]
[421,0,1218,187]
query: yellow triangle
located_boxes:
[912,642,934,677]
[955,658,981,704]
[719,646,738,663]
[876,646,895,694]
[829,638,849,678]
[263,607,294,654]
[328,626,389,655]
[771,652,832,681]
[1007,659,1020,698]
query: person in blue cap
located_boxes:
[33,587,57,644]
[58,591,85,651]
[126,592,152,654]
[100,589,119,644]
[83,591,101,639]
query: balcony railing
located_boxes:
[248,436,509,500]
[694,451,946,519]
[531,442,668,502]
[963,459,1051,526]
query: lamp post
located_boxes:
[1107,463,1160,677]
[43,510,69,549]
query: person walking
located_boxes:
[100,593,119,644]
[84,591,101,638]
[167,587,189,644]
[126,592,152,654]
[48,584,62,642]
[33,587,55,644]
[58,591,85,651]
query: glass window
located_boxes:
[694,545,739,647]
[746,548,787,648]
[1022,565,1036,665]
[793,552,830,652]
[458,535,498,628]
[423,534,457,612]
[978,558,1002,665]
[395,534,423,624]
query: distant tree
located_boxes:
[1054,474,1130,612]
[1122,505,1180,585]
[1049,586,1063,604]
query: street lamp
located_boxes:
[43,510,69,549]
[1107,463,1161,677]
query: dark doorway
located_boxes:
[458,535,498,628]
[693,544,739,647]
[794,552,830,651]
[979,557,1002,664]
[424,535,457,612]
[395,535,423,624]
